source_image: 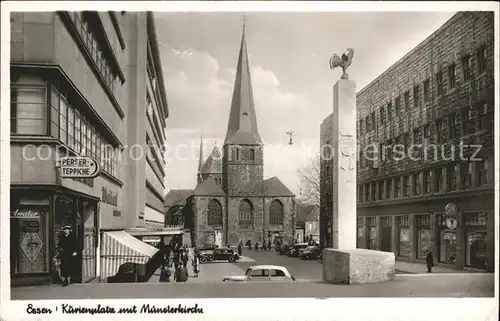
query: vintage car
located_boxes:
[200,247,239,263]
[299,246,322,260]
[223,265,296,282]
[288,243,308,257]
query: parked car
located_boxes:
[299,246,322,260]
[288,243,308,257]
[223,265,295,282]
[200,247,239,263]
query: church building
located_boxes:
[165,27,296,246]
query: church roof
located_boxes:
[164,189,193,207]
[193,178,226,196]
[262,177,295,197]
[200,146,222,174]
[224,27,262,146]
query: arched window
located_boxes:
[249,148,255,161]
[207,199,223,227]
[235,147,240,160]
[269,199,284,225]
[239,199,253,229]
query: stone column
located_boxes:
[375,216,382,250]
[429,213,438,264]
[391,215,398,255]
[409,214,416,262]
[486,210,495,272]
[331,79,357,249]
[455,211,464,269]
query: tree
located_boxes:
[296,154,320,206]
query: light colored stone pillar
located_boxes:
[331,79,357,250]
[391,216,398,255]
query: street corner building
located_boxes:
[164,27,296,247]
[319,12,495,271]
[9,11,171,285]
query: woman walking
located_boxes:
[192,251,200,278]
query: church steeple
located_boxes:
[197,134,204,185]
[224,20,262,146]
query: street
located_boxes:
[11,249,494,300]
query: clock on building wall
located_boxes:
[445,203,458,217]
[445,217,458,230]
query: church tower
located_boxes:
[222,22,264,244]
[222,24,263,196]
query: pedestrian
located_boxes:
[181,249,189,267]
[51,249,62,284]
[267,239,272,251]
[254,242,259,251]
[159,265,171,282]
[247,240,252,251]
[262,241,267,251]
[237,242,243,256]
[175,263,189,282]
[192,253,200,278]
[425,249,434,273]
[227,243,231,249]
[58,225,78,286]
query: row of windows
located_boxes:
[206,199,285,228]
[358,159,489,203]
[231,147,256,162]
[358,213,487,227]
[358,101,491,169]
[70,12,118,92]
[51,87,119,177]
[11,84,120,177]
[359,46,488,135]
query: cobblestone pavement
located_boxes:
[11,273,494,300]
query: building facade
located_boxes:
[165,28,296,246]
[10,11,168,285]
[320,12,495,271]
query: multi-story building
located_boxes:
[320,12,495,271]
[9,11,168,285]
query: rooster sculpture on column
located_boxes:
[329,48,355,80]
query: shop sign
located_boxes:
[445,203,458,217]
[102,187,118,206]
[446,217,458,230]
[10,209,40,218]
[60,156,100,178]
[21,220,40,233]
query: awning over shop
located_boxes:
[100,231,159,279]
[125,227,184,237]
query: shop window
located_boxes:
[356,218,364,248]
[397,215,411,258]
[366,217,377,250]
[476,159,488,186]
[415,214,431,259]
[464,213,487,269]
[11,84,48,135]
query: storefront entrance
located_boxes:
[380,217,392,252]
[10,189,98,286]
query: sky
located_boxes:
[155,11,457,194]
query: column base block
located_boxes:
[322,248,395,284]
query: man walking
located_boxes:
[58,225,78,286]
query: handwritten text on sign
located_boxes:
[60,157,100,178]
